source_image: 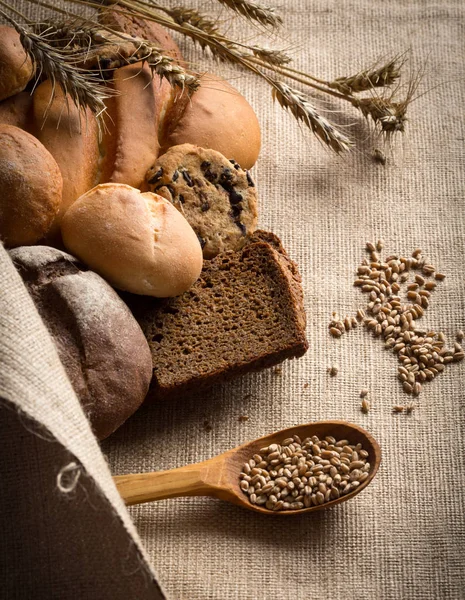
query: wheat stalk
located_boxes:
[249,46,291,67]
[33,21,200,92]
[215,0,282,28]
[99,0,415,146]
[349,96,407,135]
[271,82,353,153]
[328,57,404,95]
[0,0,416,152]
[16,22,114,119]
[167,7,219,36]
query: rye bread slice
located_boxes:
[127,231,308,399]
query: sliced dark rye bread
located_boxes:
[126,231,308,399]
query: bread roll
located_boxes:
[61,183,203,296]
[9,246,153,440]
[0,124,62,247]
[32,80,101,233]
[0,26,34,101]
[160,74,261,169]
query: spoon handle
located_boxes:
[113,462,215,506]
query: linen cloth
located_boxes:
[3,0,465,599]
[0,248,164,597]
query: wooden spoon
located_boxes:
[113,421,381,515]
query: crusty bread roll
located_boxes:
[32,80,101,233]
[0,124,62,247]
[61,183,203,296]
[0,26,34,101]
[9,245,153,440]
[160,74,261,170]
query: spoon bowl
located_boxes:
[114,420,381,515]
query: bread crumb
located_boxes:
[303,382,309,389]
[238,415,249,423]
[203,420,212,432]
[273,367,283,375]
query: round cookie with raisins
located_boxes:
[146,144,258,259]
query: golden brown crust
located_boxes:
[99,9,184,63]
[98,10,182,187]
[61,183,203,297]
[102,63,160,190]
[0,92,34,131]
[100,10,261,170]
[0,26,34,102]
[160,74,261,169]
[31,80,101,235]
[0,124,62,247]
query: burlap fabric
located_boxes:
[2,1,465,599]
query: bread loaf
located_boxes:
[9,246,153,440]
[0,26,33,101]
[160,74,261,170]
[61,183,203,296]
[0,124,62,247]
[0,92,34,130]
[101,63,160,189]
[126,231,308,400]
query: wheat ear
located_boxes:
[272,82,353,153]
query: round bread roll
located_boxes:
[61,183,203,296]
[0,26,34,101]
[9,245,153,440]
[0,124,62,247]
[160,74,261,170]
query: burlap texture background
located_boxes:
[105,2,465,598]
[4,0,465,598]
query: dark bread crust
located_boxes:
[127,231,308,400]
[9,246,153,439]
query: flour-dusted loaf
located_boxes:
[9,246,153,439]
[0,124,62,247]
[127,231,308,399]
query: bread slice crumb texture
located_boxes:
[127,232,308,399]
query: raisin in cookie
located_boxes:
[146,144,258,259]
